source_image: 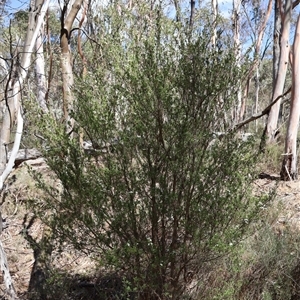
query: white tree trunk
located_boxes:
[0,0,50,297]
[0,0,50,177]
[255,66,260,132]
[232,0,242,124]
[35,23,48,113]
[267,0,292,142]
[211,0,218,48]
[60,0,83,132]
[240,0,272,126]
[281,14,300,180]
[273,0,281,84]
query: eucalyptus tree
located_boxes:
[266,0,293,142]
[232,0,242,123]
[0,0,51,186]
[211,0,218,47]
[60,0,84,132]
[240,0,273,128]
[0,0,50,298]
[281,14,300,180]
[36,22,48,113]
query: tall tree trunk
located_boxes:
[77,0,88,77]
[0,1,51,297]
[273,0,281,88]
[241,0,272,127]
[60,0,84,132]
[211,0,218,48]
[239,77,250,122]
[0,0,50,183]
[190,0,195,28]
[232,0,242,124]
[280,14,300,180]
[35,23,48,113]
[266,0,291,142]
[255,66,260,131]
[77,0,88,148]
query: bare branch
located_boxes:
[292,0,300,9]
[245,0,273,79]
[190,0,195,28]
[70,27,101,46]
[173,0,180,22]
[234,86,292,131]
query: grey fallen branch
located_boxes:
[233,86,292,131]
[6,142,118,168]
[0,239,16,299]
[0,213,16,300]
[7,143,115,167]
[8,148,42,167]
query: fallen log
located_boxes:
[8,148,42,168]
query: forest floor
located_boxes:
[0,158,100,299]
[0,156,300,299]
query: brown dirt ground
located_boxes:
[0,159,98,299]
[1,159,300,299]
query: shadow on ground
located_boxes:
[22,270,134,300]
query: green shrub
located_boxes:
[30,6,269,299]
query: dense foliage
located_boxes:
[31,6,268,299]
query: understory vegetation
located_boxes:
[26,7,274,300]
[1,0,300,299]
